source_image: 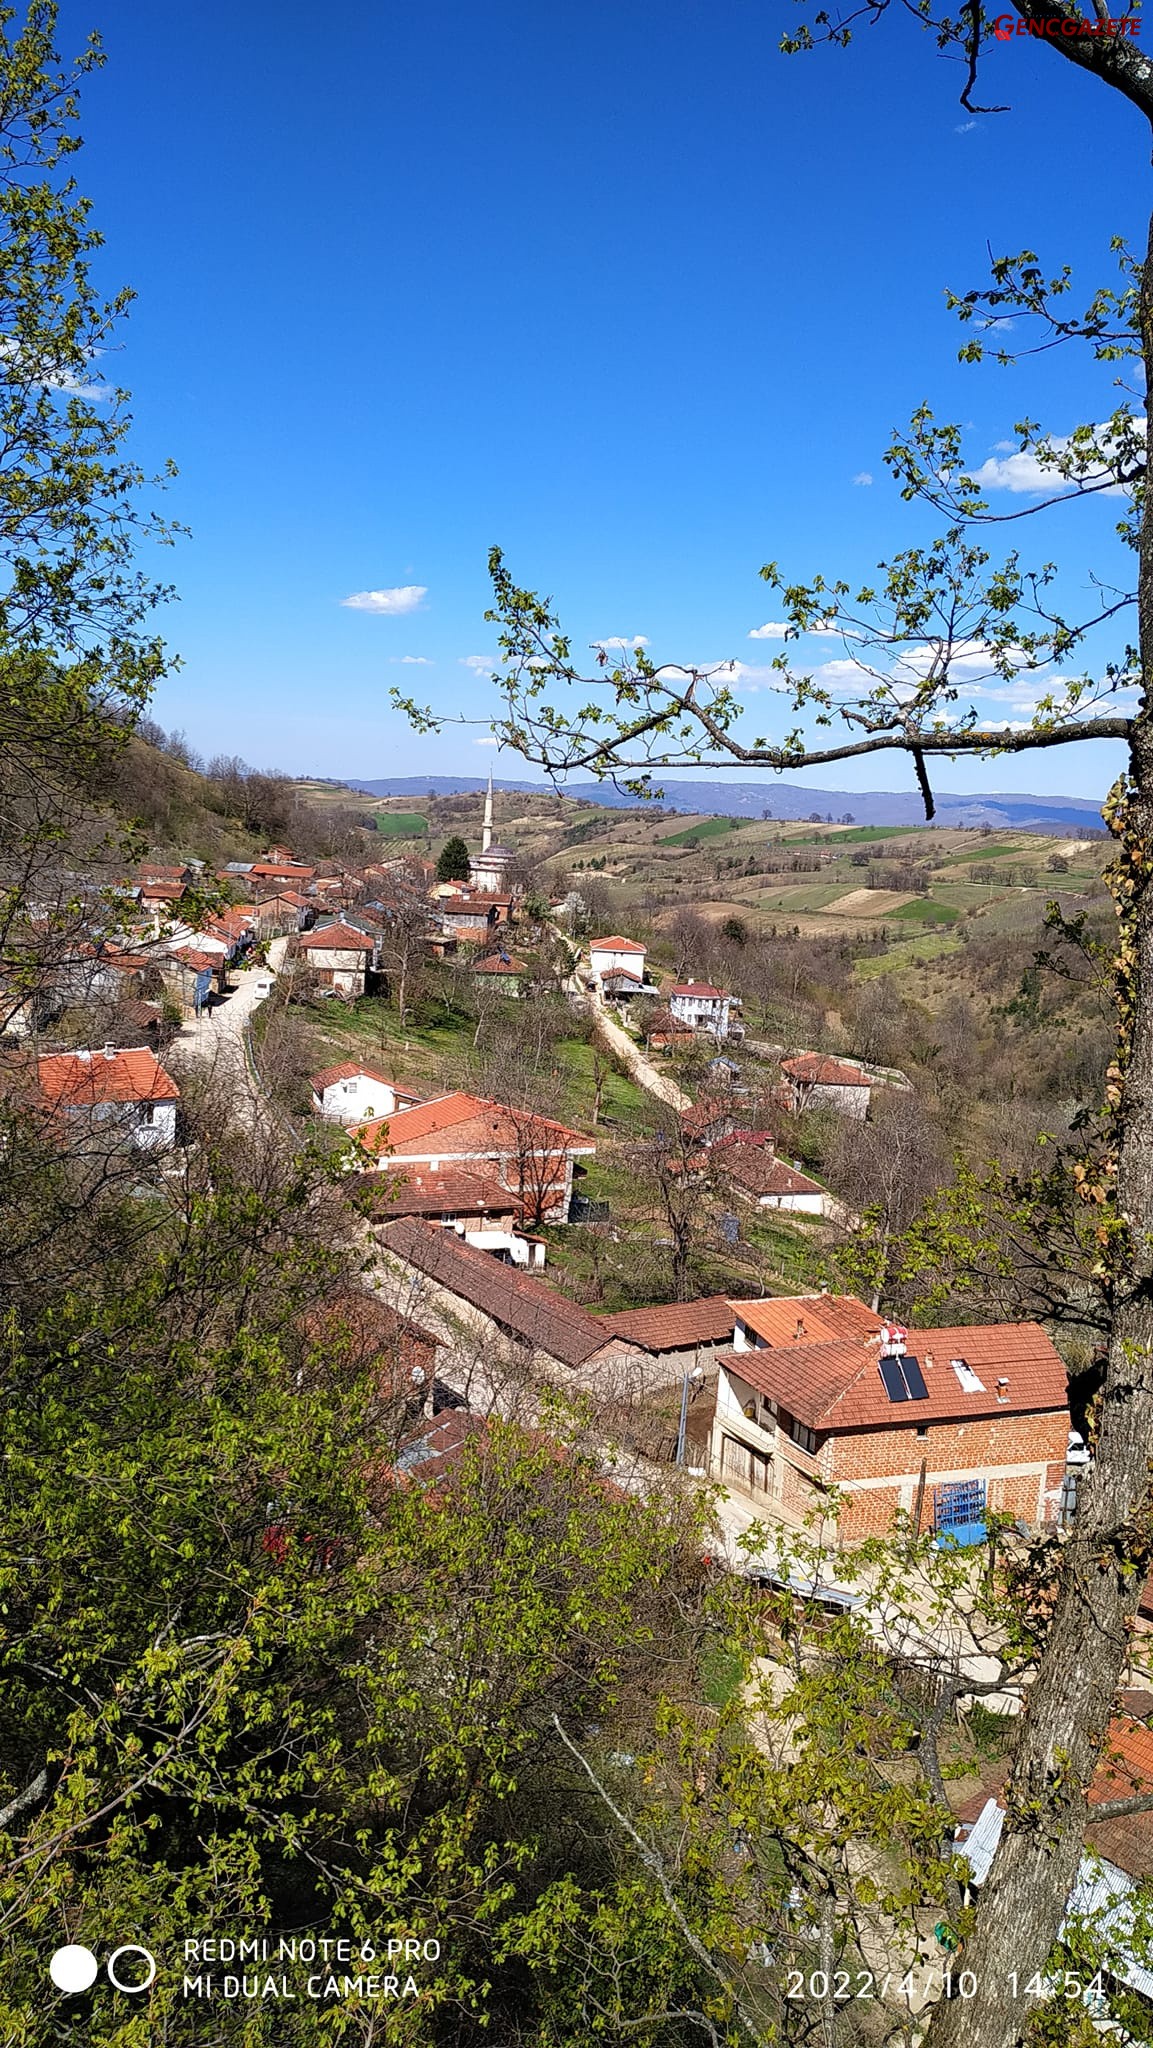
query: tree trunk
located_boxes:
[928,201,1153,2048]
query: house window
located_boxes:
[140,1102,155,1124]
[915,1425,928,1442]
[790,1419,817,1455]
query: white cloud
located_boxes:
[748,622,789,640]
[593,635,649,651]
[955,119,977,134]
[474,736,500,746]
[970,445,1059,495]
[0,335,112,401]
[341,585,427,614]
[680,658,783,692]
[461,654,497,676]
[972,421,1143,497]
[852,471,873,487]
[390,654,433,665]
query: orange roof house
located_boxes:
[712,1298,1069,1541]
[38,1044,180,1111]
[36,1045,181,1151]
[356,1091,595,1225]
[780,1052,874,1119]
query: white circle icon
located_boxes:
[49,1945,99,1994]
[107,1945,157,1993]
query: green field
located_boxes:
[855,930,964,977]
[889,897,960,925]
[816,823,931,846]
[932,841,1021,867]
[659,817,743,847]
[756,884,848,912]
[373,811,428,836]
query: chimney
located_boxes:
[103,1043,117,1061]
[924,1352,934,1372]
[997,1376,1009,1403]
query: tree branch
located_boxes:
[551,1715,772,2048]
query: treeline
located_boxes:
[107,715,374,862]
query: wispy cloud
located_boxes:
[341,585,427,614]
[0,335,113,402]
[474,735,500,747]
[748,622,789,640]
[955,119,977,134]
[390,654,433,665]
[852,471,873,487]
[461,654,497,676]
[593,635,649,651]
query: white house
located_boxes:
[669,981,739,1039]
[295,920,377,996]
[780,1052,873,1120]
[309,1061,422,1125]
[719,1146,831,1215]
[37,1044,180,1151]
[589,935,647,986]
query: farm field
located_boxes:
[373,811,428,836]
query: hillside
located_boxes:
[342,772,1109,835]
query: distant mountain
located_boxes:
[344,774,1107,837]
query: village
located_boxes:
[7,767,1153,2028]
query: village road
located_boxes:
[174,935,290,1124]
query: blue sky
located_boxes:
[71,0,1143,800]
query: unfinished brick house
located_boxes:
[710,1292,1070,1542]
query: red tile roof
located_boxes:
[590,935,645,953]
[38,1046,180,1109]
[309,1060,419,1097]
[671,981,726,1000]
[359,1169,517,1219]
[380,1218,613,1367]
[722,1315,1067,1432]
[599,1296,737,1350]
[733,1295,882,1347]
[249,861,316,879]
[681,1098,740,1141]
[391,1408,488,1484]
[355,1090,594,1156]
[782,1052,872,1088]
[169,948,219,973]
[140,880,184,902]
[955,1719,1153,1881]
[722,1149,823,1199]
[297,922,375,951]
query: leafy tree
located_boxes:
[0,1,178,1032]
[393,16,1153,2040]
[435,832,471,882]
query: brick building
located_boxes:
[710,1293,1069,1542]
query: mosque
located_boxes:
[469,773,516,894]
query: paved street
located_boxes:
[174,935,289,1123]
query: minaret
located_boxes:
[482,770,493,854]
